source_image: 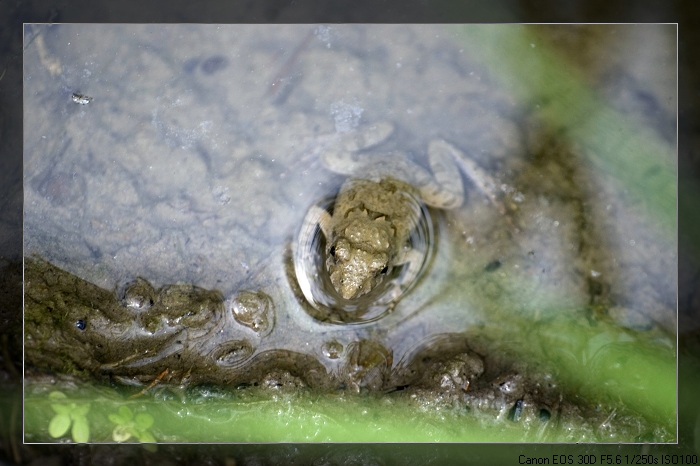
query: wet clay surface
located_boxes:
[24,257,672,442]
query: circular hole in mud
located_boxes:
[226,290,275,337]
[292,188,436,325]
[321,340,344,359]
[338,340,392,392]
[118,278,156,312]
[210,340,254,368]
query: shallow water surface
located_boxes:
[23,24,677,442]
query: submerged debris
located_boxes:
[71,92,92,105]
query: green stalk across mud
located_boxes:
[454,25,676,234]
[24,255,675,442]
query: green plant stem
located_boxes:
[453,25,675,234]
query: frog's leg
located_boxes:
[303,205,333,239]
[435,140,500,210]
[395,248,424,275]
[320,122,395,175]
[294,204,334,306]
[419,140,465,209]
[385,247,425,301]
[431,140,517,229]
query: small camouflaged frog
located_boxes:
[304,122,507,301]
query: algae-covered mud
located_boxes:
[24,257,674,442]
[24,24,676,442]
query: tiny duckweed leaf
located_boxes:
[71,416,90,443]
[48,413,71,438]
[49,391,67,400]
[135,413,154,430]
[112,424,132,442]
[50,403,71,415]
[138,430,156,443]
[108,413,127,425]
[73,404,90,417]
[118,405,133,421]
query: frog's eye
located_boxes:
[329,245,336,257]
[380,266,388,274]
[76,319,86,330]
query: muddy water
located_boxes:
[23,24,676,441]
